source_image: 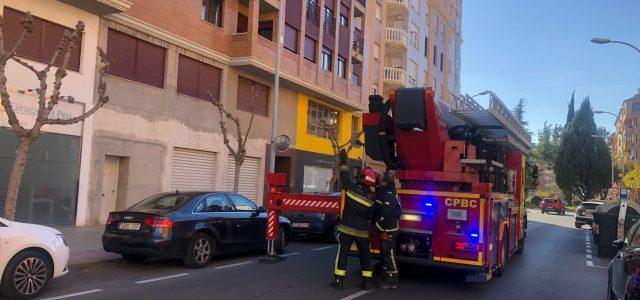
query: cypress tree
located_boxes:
[555,98,611,201]
[566,91,575,126]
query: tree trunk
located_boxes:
[233,160,241,193]
[4,137,34,220]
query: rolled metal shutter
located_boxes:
[226,156,260,202]
[171,148,215,191]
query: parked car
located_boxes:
[102,192,291,268]
[609,221,640,300]
[281,192,340,243]
[0,217,69,300]
[541,198,565,215]
[575,201,603,228]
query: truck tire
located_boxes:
[515,238,525,255]
[494,233,508,276]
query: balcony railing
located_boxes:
[352,29,364,55]
[306,0,320,26]
[387,0,408,10]
[383,67,406,85]
[324,8,336,37]
[385,28,408,48]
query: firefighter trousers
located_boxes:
[334,233,373,279]
[380,232,398,283]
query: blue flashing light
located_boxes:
[425,202,433,207]
[470,233,479,238]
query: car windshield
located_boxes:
[129,194,194,212]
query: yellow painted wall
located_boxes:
[295,94,363,159]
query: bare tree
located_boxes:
[319,119,363,191]
[208,88,257,193]
[1,12,111,220]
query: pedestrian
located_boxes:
[374,170,402,289]
[331,149,377,290]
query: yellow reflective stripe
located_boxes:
[346,191,373,207]
[390,249,397,271]
[376,222,399,232]
[335,269,346,276]
[337,225,369,238]
[334,240,345,276]
[362,270,373,277]
[340,165,348,171]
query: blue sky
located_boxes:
[461,0,640,142]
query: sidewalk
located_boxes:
[56,225,121,269]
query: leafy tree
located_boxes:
[533,122,563,167]
[597,126,611,139]
[624,166,640,201]
[555,98,611,202]
[512,98,528,127]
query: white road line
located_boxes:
[587,260,594,267]
[134,273,189,284]
[588,265,609,269]
[340,290,372,300]
[586,249,592,254]
[313,246,336,251]
[280,252,300,257]
[215,261,253,269]
[586,254,593,259]
[41,289,103,300]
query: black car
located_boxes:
[609,221,640,299]
[102,192,291,268]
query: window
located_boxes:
[107,29,166,88]
[339,14,348,26]
[321,47,332,71]
[373,43,380,61]
[351,116,359,135]
[323,7,336,36]
[375,3,382,20]
[131,194,194,213]
[236,12,248,33]
[409,23,419,49]
[304,35,317,62]
[440,52,444,72]
[237,76,270,116]
[195,194,233,213]
[411,0,419,11]
[284,24,298,53]
[306,0,320,25]
[228,194,258,211]
[303,165,333,193]
[424,36,428,57]
[2,7,82,71]
[307,101,340,138]
[372,87,378,95]
[632,102,640,112]
[433,45,437,65]
[258,20,273,41]
[202,0,223,28]
[177,55,222,101]
[408,59,418,86]
[337,56,346,79]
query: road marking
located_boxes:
[340,290,371,300]
[587,260,594,267]
[586,254,592,259]
[586,249,592,254]
[313,246,336,251]
[42,289,103,300]
[215,261,253,269]
[135,273,189,284]
[280,252,300,257]
[588,265,608,269]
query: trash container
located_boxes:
[592,202,640,258]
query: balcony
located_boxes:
[352,29,364,62]
[387,0,409,12]
[385,28,408,50]
[383,67,406,87]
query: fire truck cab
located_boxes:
[362,87,532,282]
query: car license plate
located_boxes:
[118,222,141,231]
[292,222,310,228]
[447,209,467,221]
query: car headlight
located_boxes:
[56,233,68,246]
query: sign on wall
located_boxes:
[0,90,84,136]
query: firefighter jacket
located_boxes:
[337,165,375,238]
[374,184,402,232]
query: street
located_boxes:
[35,209,609,300]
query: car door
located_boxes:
[613,223,640,298]
[193,193,236,251]
[228,194,265,248]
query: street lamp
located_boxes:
[470,90,492,98]
[593,110,619,118]
[591,38,640,54]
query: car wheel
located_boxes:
[494,233,508,277]
[562,210,566,215]
[183,233,214,269]
[1,249,53,300]
[276,226,287,254]
[325,223,339,244]
[541,210,545,214]
[121,254,147,263]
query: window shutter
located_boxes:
[3,7,42,63]
[197,62,221,101]
[135,40,165,88]
[236,76,253,112]
[106,29,136,81]
[254,81,269,116]
[177,55,199,98]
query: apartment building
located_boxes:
[613,92,640,171]
[382,0,461,104]
[0,0,129,225]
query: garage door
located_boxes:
[225,156,260,202]
[171,148,215,191]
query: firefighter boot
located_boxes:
[360,277,374,290]
[378,280,398,289]
[330,276,344,290]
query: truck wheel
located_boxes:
[515,238,525,255]
[494,234,508,276]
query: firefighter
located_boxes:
[374,170,402,289]
[331,149,377,290]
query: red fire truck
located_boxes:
[264,87,533,282]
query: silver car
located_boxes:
[575,201,603,228]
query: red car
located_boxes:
[541,198,565,215]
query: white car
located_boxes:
[0,217,69,299]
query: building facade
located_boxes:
[382,0,461,104]
[613,92,640,171]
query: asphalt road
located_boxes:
[34,209,609,300]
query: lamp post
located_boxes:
[591,38,640,54]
